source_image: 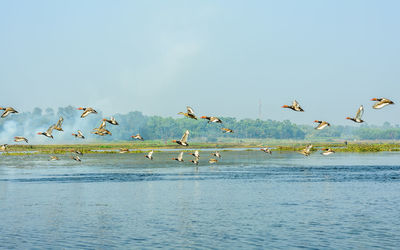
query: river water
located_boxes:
[0,151,399,249]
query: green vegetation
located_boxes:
[1,106,400,144]
[2,141,400,155]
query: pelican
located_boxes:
[0,107,18,118]
[314,120,331,130]
[37,125,55,139]
[172,151,184,162]
[371,98,394,109]
[172,130,189,146]
[282,100,304,112]
[300,144,313,156]
[54,117,64,131]
[201,116,222,123]
[72,130,85,139]
[346,105,364,123]
[14,136,28,143]
[77,107,97,118]
[145,150,154,160]
[178,106,197,120]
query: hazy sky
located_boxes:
[1,0,400,125]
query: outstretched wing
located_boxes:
[78,130,84,137]
[180,130,189,143]
[355,105,364,120]
[99,120,106,130]
[46,124,55,134]
[178,152,184,161]
[56,117,64,127]
[292,100,300,108]
[148,150,153,157]
[305,144,313,153]
[187,106,195,115]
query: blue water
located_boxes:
[1,151,400,249]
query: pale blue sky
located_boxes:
[1,0,399,125]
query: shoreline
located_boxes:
[1,142,400,155]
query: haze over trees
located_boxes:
[0,106,399,143]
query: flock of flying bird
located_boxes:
[0,97,395,163]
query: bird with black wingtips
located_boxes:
[77,107,97,118]
[145,150,154,160]
[0,107,18,118]
[300,144,313,156]
[211,151,221,158]
[260,147,272,154]
[37,125,55,139]
[131,134,144,141]
[172,130,189,146]
[178,106,197,120]
[221,128,234,133]
[282,100,304,112]
[201,116,222,123]
[314,120,331,130]
[103,117,119,125]
[14,136,28,143]
[321,148,335,156]
[371,98,394,109]
[54,117,64,131]
[172,152,184,162]
[72,130,85,139]
[189,150,200,158]
[346,105,364,123]
[71,155,81,162]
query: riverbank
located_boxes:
[1,141,400,155]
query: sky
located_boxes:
[1,0,400,126]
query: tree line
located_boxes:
[0,106,399,142]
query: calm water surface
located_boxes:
[1,151,400,249]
